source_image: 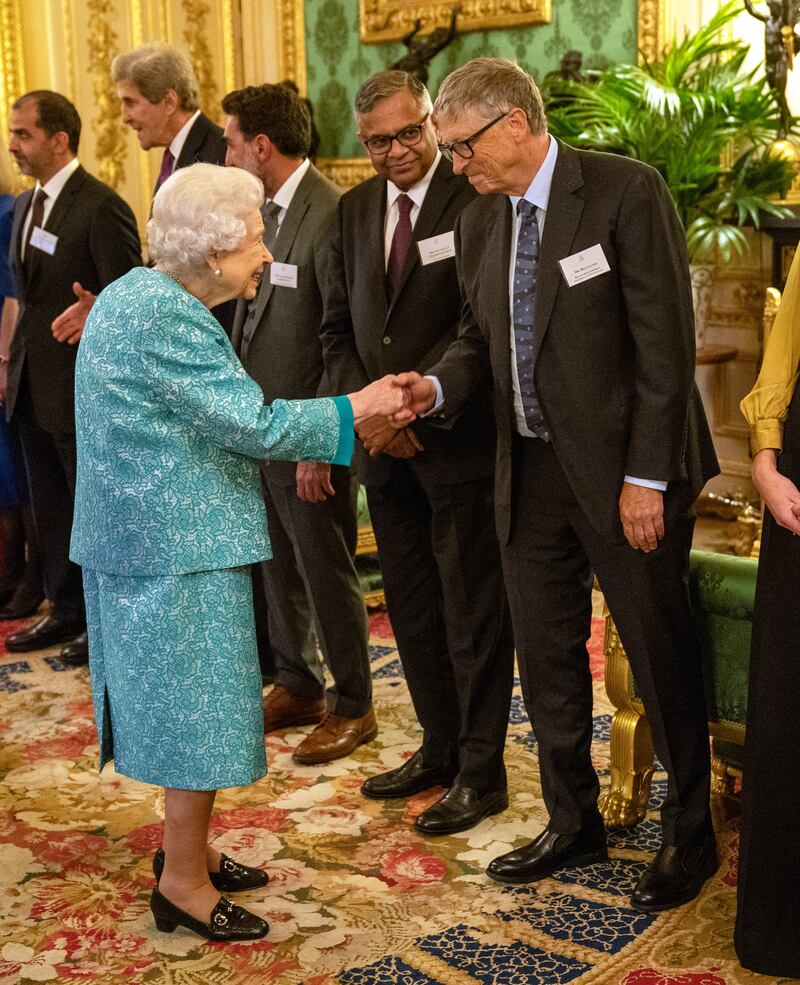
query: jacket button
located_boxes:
[382,335,391,346]
[243,331,252,342]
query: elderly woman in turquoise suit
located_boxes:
[69,163,408,943]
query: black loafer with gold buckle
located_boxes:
[150,888,269,940]
[153,848,269,893]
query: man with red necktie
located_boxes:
[320,70,514,835]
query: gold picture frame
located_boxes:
[359,0,552,45]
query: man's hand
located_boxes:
[383,427,424,459]
[296,461,335,503]
[619,482,665,552]
[51,282,96,344]
[393,371,437,420]
[357,415,424,458]
[753,448,800,535]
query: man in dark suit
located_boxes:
[111,42,233,335]
[222,83,375,764]
[5,90,140,663]
[53,44,232,346]
[112,43,226,186]
[321,71,514,834]
[399,57,720,910]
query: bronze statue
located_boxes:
[544,50,585,84]
[744,0,800,138]
[390,4,462,85]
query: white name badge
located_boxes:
[270,262,298,288]
[557,244,610,286]
[30,226,58,256]
[417,230,456,265]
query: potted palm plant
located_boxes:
[546,0,796,344]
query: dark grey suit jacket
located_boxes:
[432,140,720,544]
[232,163,341,483]
[320,157,495,486]
[7,165,141,432]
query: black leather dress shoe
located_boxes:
[361,749,456,800]
[630,838,718,912]
[5,614,84,652]
[150,888,269,940]
[153,848,269,892]
[59,631,89,667]
[414,784,508,835]
[487,823,608,884]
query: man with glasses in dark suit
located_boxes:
[321,70,514,835]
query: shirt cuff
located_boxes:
[420,375,445,416]
[624,475,668,491]
[749,421,783,457]
[331,395,355,466]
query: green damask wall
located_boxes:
[305,0,638,158]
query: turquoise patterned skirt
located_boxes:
[82,567,266,790]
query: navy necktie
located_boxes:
[513,199,549,440]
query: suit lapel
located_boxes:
[485,196,514,396]
[387,158,456,320]
[245,166,316,331]
[175,114,207,168]
[532,141,584,364]
[26,167,86,287]
[364,177,389,325]
[11,189,32,289]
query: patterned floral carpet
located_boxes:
[0,609,783,985]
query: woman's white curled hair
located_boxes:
[147,162,264,277]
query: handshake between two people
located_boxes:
[347,373,438,453]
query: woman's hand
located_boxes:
[753,448,800,534]
[348,375,413,424]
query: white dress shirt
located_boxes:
[21,156,81,260]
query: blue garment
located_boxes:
[0,193,16,300]
[71,266,354,788]
[83,567,265,789]
[0,193,24,507]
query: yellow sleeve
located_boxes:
[740,250,800,455]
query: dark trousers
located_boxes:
[366,460,514,793]
[260,466,371,719]
[503,436,712,845]
[14,381,84,625]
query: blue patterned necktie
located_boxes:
[513,199,549,440]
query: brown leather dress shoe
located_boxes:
[292,708,378,765]
[263,684,325,733]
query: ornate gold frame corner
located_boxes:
[358,0,552,45]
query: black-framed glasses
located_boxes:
[361,113,431,155]
[438,113,507,161]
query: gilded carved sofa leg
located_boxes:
[711,753,737,797]
[599,612,655,828]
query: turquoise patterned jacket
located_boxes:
[70,267,354,575]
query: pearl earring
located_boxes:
[214,266,222,278]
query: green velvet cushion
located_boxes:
[688,550,757,728]
[357,485,371,528]
[627,550,756,735]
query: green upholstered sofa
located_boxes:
[600,549,756,828]
[355,486,384,608]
